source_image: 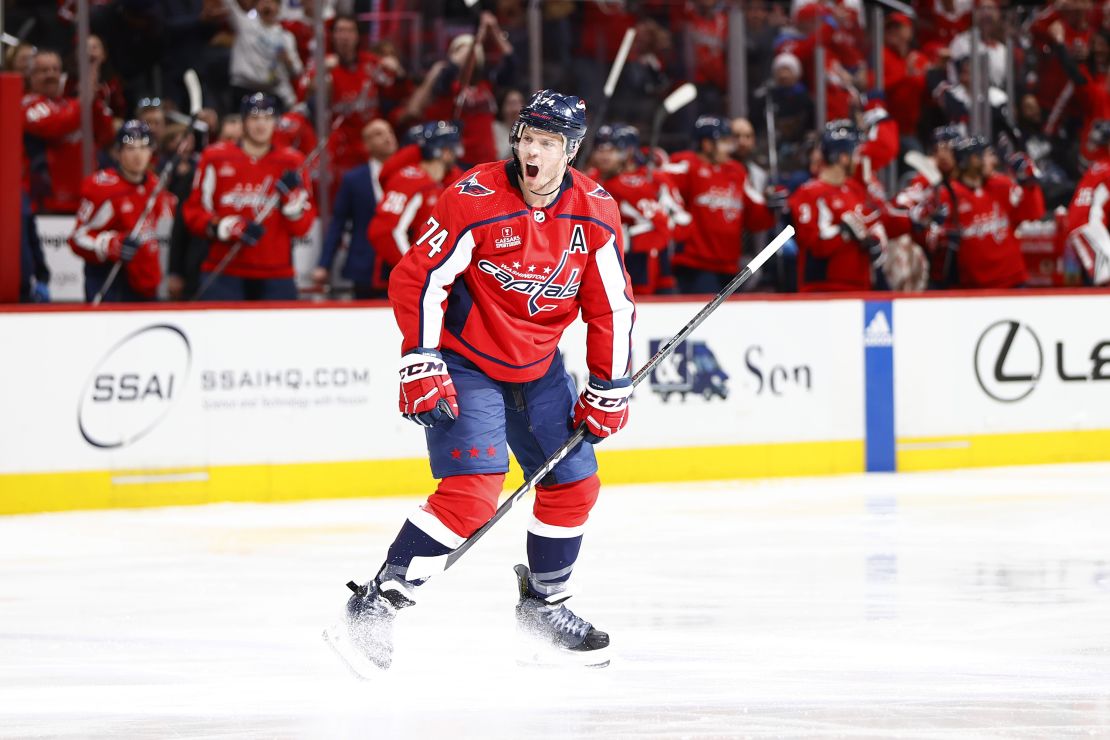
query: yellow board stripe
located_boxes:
[897,429,1110,472]
[0,439,863,516]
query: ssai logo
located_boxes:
[78,324,192,449]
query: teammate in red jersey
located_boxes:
[1066,121,1110,285]
[334,90,635,674]
[933,135,1045,289]
[788,120,891,292]
[69,121,176,303]
[665,115,775,293]
[368,121,463,274]
[591,123,689,294]
[22,49,115,213]
[183,93,315,300]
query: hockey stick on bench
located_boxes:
[93,69,203,306]
[404,224,796,580]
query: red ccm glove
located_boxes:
[573,376,632,444]
[398,349,459,427]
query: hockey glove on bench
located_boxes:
[573,376,632,444]
[399,349,459,427]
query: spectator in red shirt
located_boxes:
[882,13,928,150]
[22,49,115,214]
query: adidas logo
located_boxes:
[864,310,893,347]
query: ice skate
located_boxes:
[514,564,610,668]
[323,579,414,677]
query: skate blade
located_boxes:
[322,622,386,680]
[516,642,611,670]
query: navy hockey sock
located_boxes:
[379,519,454,587]
[525,531,583,598]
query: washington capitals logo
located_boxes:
[454,173,494,197]
[587,185,612,200]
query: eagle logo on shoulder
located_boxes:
[454,173,495,197]
[587,185,612,200]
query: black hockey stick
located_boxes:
[404,225,796,580]
[93,69,203,306]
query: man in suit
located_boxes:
[314,119,398,298]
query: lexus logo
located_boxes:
[974,320,1043,402]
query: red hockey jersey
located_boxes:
[937,174,1045,288]
[298,51,403,173]
[787,176,886,292]
[1068,160,1110,233]
[665,152,774,275]
[183,142,315,279]
[69,168,175,297]
[22,92,114,213]
[388,161,636,384]
[369,163,456,268]
[273,107,318,157]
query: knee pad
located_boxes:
[532,474,600,532]
[422,473,505,540]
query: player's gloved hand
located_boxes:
[865,222,889,266]
[765,184,789,213]
[909,198,949,228]
[573,376,632,444]
[280,187,310,220]
[118,236,141,263]
[840,210,869,243]
[1008,152,1038,185]
[216,216,265,246]
[398,349,459,427]
[275,169,302,196]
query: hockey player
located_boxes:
[367,121,463,274]
[591,123,689,294]
[666,115,775,293]
[933,135,1045,289]
[1065,120,1110,285]
[787,120,890,292]
[183,93,315,300]
[69,121,175,302]
[335,89,635,673]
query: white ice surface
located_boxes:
[2,464,1110,739]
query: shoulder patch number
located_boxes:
[415,217,450,257]
[379,191,408,214]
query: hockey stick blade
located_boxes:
[662,82,697,115]
[184,69,203,116]
[403,226,795,581]
[903,150,942,186]
[603,28,637,98]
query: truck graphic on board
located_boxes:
[648,339,729,402]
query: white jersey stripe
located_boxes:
[73,200,116,256]
[393,192,423,257]
[594,235,635,378]
[421,230,478,348]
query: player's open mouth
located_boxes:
[526,164,539,178]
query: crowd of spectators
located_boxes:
[5,0,1107,303]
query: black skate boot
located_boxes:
[323,578,414,677]
[513,564,610,668]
